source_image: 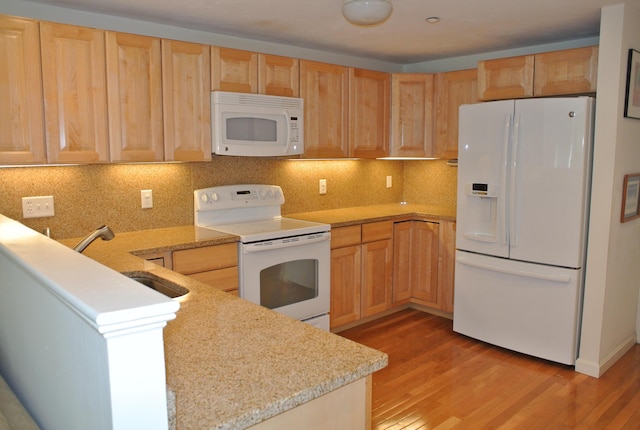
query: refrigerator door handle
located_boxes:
[500,114,511,246]
[456,256,572,284]
[509,113,521,249]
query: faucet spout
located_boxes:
[73,225,115,253]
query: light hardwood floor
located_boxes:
[339,308,640,429]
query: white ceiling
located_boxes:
[22,0,635,64]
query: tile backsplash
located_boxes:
[0,158,456,239]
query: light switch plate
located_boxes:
[386,176,392,188]
[141,189,153,209]
[22,196,55,218]
[319,179,327,195]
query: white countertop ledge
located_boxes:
[0,216,179,332]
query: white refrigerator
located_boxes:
[453,96,595,365]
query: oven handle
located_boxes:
[242,231,331,253]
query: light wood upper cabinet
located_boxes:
[0,15,46,164]
[258,54,299,97]
[211,46,258,93]
[478,46,598,101]
[300,60,349,158]
[105,32,164,162]
[349,68,390,159]
[162,39,211,161]
[40,22,109,164]
[478,55,534,101]
[434,69,478,160]
[390,73,435,157]
[534,46,598,96]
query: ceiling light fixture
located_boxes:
[342,0,393,26]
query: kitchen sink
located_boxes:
[125,273,189,299]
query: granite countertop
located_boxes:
[61,224,386,429]
[286,202,456,227]
[58,203,454,429]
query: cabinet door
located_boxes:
[349,68,390,158]
[106,32,163,162]
[300,60,349,158]
[411,221,439,306]
[211,46,258,93]
[534,46,598,96]
[477,55,534,101]
[392,221,413,304]
[330,245,362,328]
[258,54,299,97]
[40,22,108,163]
[390,73,434,157]
[162,40,211,161]
[0,15,45,164]
[437,220,456,312]
[361,239,393,317]
[434,69,478,160]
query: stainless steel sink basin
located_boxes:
[126,274,189,299]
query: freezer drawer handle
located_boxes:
[457,256,572,283]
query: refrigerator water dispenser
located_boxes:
[462,183,499,242]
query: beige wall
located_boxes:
[0,158,453,240]
[576,2,640,378]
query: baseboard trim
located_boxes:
[575,333,637,378]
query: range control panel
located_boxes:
[194,184,284,212]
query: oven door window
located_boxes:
[259,259,318,309]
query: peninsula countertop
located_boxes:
[58,203,454,429]
[60,226,384,429]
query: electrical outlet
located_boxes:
[141,189,153,209]
[319,179,327,195]
[386,176,392,188]
[22,196,55,219]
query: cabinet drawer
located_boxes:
[188,266,238,292]
[362,221,393,243]
[331,225,361,249]
[173,243,237,274]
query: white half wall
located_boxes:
[576,2,640,378]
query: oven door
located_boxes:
[239,232,330,323]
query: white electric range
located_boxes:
[194,184,331,330]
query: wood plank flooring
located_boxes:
[339,308,640,429]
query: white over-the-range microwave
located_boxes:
[211,91,304,157]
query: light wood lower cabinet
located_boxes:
[392,220,439,307]
[330,221,393,329]
[361,221,393,316]
[330,225,362,328]
[437,220,456,313]
[392,219,456,313]
[172,243,239,295]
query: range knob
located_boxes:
[200,193,209,203]
[210,192,219,202]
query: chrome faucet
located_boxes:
[73,225,115,253]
